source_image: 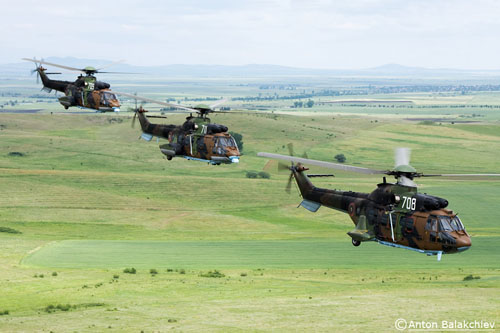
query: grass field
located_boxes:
[0,86,499,331]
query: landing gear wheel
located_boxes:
[352,239,361,247]
[166,155,172,160]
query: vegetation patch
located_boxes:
[8,151,25,157]
[246,171,271,179]
[44,303,105,313]
[200,270,225,278]
[123,267,136,274]
[0,227,21,234]
[334,153,346,163]
[44,304,73,313]
[463,275,481,281]
[0,310,9,316]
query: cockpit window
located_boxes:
[450,216,465,231]
[439,216,453,232]
[102,93,117,101]
[438,216,464,232]
[217,137,236,149]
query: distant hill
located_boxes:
[2,57,500,79]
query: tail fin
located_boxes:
[291,163,314,198]
[136,108,152,133]
[36,67,69,93]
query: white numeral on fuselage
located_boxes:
[401,196,416,210]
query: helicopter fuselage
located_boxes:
[36,68,120,112]
[292,163,471,258]
[137,111,240,164]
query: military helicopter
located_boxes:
[258,146,500,260]
[115,92,240,164]
[22,57,125,112]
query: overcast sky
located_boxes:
[2,0,500,69]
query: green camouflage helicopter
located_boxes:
[259,146,500,260]
[22,57,128,112]
[115,92,240,165]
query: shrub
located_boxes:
[229,132,244,152]
[334,154,346,163]
[179,269,186,275]
[166,268,173,272]
[246,171,257,179]
[200,270,225,278]
[150,268,158,275]
[113,274,119,279]
[8,151,25,157]
[463,275,481,281]
[168,319,178,323]
[52,272,57,277]
[123,268,136,274]
[44,304,55,313]
[0,310,9,315]
[0,227,21,234]
[258,171,271,179]
[44,304,74,313]
[240,272,247,277]
[57,304,71,311]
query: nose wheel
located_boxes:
[352,239,361,247]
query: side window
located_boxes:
[402,217,414,232]
[425,217,437,231]
[379,212,388,226]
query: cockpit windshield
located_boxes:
[102,93,117,101]
[439,216,464,232]
[217,137,236,149]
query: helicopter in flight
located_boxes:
[116,92,240,165]
[259,146,500,260]
[22,57,125,112]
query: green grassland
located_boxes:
[0,87,499,331]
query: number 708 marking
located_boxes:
[401,196,416,210]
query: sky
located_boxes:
[2,0,500,69]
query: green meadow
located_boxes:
[0,89,499,331]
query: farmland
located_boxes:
[0,77,499,331]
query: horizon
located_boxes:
[4,57,500,72]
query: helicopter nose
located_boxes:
[455,236,471,252]
[229,156,239,163]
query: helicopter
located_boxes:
[115,92,240,165]
[22,57,125,112]
[258,146,500,260]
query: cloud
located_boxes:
[1,0,500,69]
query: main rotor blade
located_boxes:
[257,152,386,175]
[95,71,140,74]
[209,98,228,109]
[112,91,199,113]
[95,59,125,71]
[421,173,500,177]
[395,147,411,167]
[22,58,83,72]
